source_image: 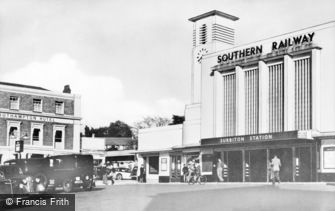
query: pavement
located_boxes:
[76,180,335,211]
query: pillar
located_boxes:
[258,61,269,133]
[236,66,245,135]
[284,55,295,131]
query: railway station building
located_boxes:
[137,10,335,183]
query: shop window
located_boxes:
[202,154,213,172]
[10,96,19,110]
[33,99,42,112]
[148,156,159,174]
[323,147,335,169]
[55,101,64,114]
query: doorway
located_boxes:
[295,147,312,182]
[170,155,181,182]
[245,149,267,182]
[269,148,293,182]
[223,151,243,182]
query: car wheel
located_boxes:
[63,179,73,193]
[34,173,48,191]
[116,174,123,180]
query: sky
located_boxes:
[0,0,334,127]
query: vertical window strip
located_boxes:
[294,57,311,130]
[245,68,259,134]
[222,74,236,136]
[268,63,284,132]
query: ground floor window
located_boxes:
[323,147,335,169]
[148,156,159,174]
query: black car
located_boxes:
[4,154,95,193]
[46,154,95,192]
[0,165,27,194]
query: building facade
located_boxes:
[0,82,81,163]
[138,10,335,182]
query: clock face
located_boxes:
[196,48,209,63]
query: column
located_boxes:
[236,66,245,135]
[292,147,296,182]
[284,55,295,131]
[242,149,245,182]
[312,49,321,131]
[258,61,269,133]
[214,71,223,137]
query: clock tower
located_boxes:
[183,10,239,146]
[189,10,239,103]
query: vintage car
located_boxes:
[0,165,27,194]
[46,154,95,192]
[4,154,95,193]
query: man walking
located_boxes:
[271,155,281,185]
[182,164,189,183]
[217,158,224,182]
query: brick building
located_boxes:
[0,82,81,163]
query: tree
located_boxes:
[169,115,185,125]
[132,116,171,139]
[133,116,171,129]
[84,120,133,137]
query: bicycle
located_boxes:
[188,173,207,185]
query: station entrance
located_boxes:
[212,144,314,182]
[269,148,293,182]
[245,149,267,182]
[221,151,243,182]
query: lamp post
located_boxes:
[15,133,29,159]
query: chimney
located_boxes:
[63,85,71,94]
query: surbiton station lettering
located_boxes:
[201,131,299,145]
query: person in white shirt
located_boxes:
[271,155,281,184]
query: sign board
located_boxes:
[201,131,299,146]
[15,140,24,153]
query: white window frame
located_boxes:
[6,120,21,146]
[9,96,20,110]
[55,101,64,114]
[33,99,43,113]
[53,125,65,150]
[30,123,44,146]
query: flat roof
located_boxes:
[189,10,239,22]
[0,81,49,91]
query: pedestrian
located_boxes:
[217,158,224,182]
[212,163,217,182]
[182,164,189,183]
[108,168,116,185]
[139,164,145,183]
[101,164,108,185]
[271,155,281,185]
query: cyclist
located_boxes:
[187,160,195,182]
[194,161,201,180]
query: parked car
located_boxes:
[46,154,95,192]
[4,154,95,193]
[110,167,132,180]
[0,165,27,194]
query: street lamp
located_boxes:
[15,133,29,159]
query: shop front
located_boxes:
[200,131,317,182]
